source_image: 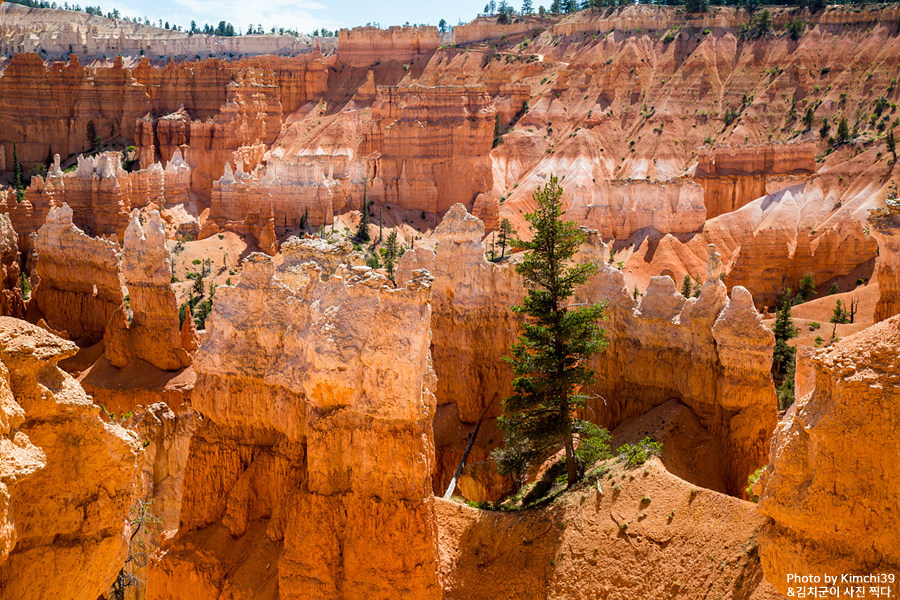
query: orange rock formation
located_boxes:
[403,206,776,496]
[0,215,24,319]
[32,204,123,343]
[4,151,191,249]
[105,210,197,370]
[757,315,900,594]
[870,202,900,322]
[0,317,140,599]
[148,240,441,598]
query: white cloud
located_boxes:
[169,0,338,33]
[86,0,341,34]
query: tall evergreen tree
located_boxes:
[498,218,513,258]
[356,186,370,242]
[12,142,23,190]
[680,274,693,298]
[797,273,816,303]
[837,117,850,143]
[493,175,609,488]
[772,291,798,411]
[522,0,534,14]
[888,128,897,162]
[382,230,400,282]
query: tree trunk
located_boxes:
[563,397,577,487]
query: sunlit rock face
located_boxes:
[148,240,442,599]
[0,317,140,600]
[757,315,900,594]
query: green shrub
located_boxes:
[746,466,765,502]
[618,437,662,467]
[575,422,612,467]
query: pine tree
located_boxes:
[378,208,384,243]
[493,114,504,148]
[772,292,798,411]
[888,128,897,162]
[680,274,693,298]
[498,218,513,258]
[299,207,309,231]
[12,142,23,190]
[492,175,609,489]
[356,186,371,242]
[692,275,702,298]
[522,0,533,14]
[382,230,400,282]
[837,117,850,143]
[830,299,850,324]
[803,106,815,131]
[797,273,816,303]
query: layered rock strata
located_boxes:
[757,315,900,594]
[362,85,495,214]
[0,317,140,600]
[148,239,441,599]
[565,179,707,239]
[0,3,325,60]
[337,26,439,67]
[0,52,327,174]
[209,154,363,235]
[695,144,815,218]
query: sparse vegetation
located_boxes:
[618,437,662,467]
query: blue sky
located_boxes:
[86,0,504,34]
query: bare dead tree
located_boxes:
[849,295,859,324]
[111,498,158,600]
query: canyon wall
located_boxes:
[208,81,495,232]
[32,204,123,343]
[0,317,140,599]
[337,26,439,67]
[695,143,815,219]
[0,3,326,60]
[695,143,816,178]
[0,52,327,177]
[148,240,441,599]
[566,179,707,239]
[453,16,548,45]
[209,153,363,236]
[583,248,777,495]
[363,85,495,213]
[757,315,900,594]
